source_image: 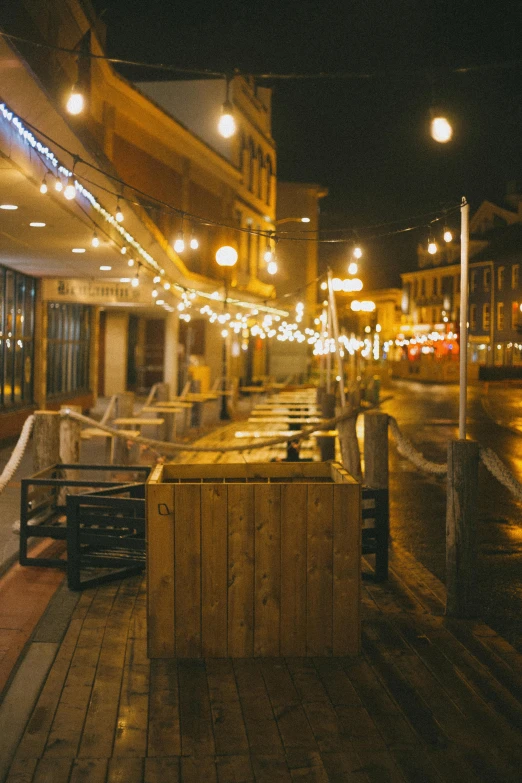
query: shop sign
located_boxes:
[42,278,145,305]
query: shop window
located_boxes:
[498,266,505,290]
[497,302,504,331]
[512,264,519,290]
[0,266,36,409]
[483,303,490,330]
[46,303,91,397]
[484,267,491,292]
[470,304,477,331]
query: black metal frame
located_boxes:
[362,487,389,582]
[20,463,150,568]
[66,484,146,591]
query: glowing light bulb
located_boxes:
[164,282,171,290]
[40,176,48,195]
[152,288,158,298]
[55,178,63,192]
[444,229,453,243]
[353,246,363,259]
[430,116,452,143]
[66,85,84,115]
[91,232,100,248]
[428,239,438,255]
[64,178,76,200]
[153,276,161,284]
[218,101,236,138]
[121,246,127,255]
[174,231,185,253]
[131,275,139,288]
[264,249,273,263]
[189,235,199,250]
[215,245,238,267]
[128,258,135,267]
[115,201,124,222]
[267,260,278,275]
[320,281,327,291]
[221,329,229,338]
[348,262,358,275]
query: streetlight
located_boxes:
[215,245,238,420]
[275,216,310,226]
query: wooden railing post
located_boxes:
[113,392,135,465]
[59,405,82,502]
[33,411,60,472]
[364,411,389,581]
[446,439,479,617]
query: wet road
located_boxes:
[380,380,522,652]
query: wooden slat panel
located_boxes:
[228,484,255,657]
[147,482,175,658]
[174,484,202,658]
[148,660,181,757]
[280,484,307,656]
[254,485,281,656]
[333,484,361,656]
[201,484,228,657]
[307,484,334,656]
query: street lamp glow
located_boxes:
[430,116,453,143]
[215,245,238,267]
[218,102,236,138]
[66,85,84,115]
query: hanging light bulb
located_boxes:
[320,281,328,291]
[267,260,278,275]
[430,115,453,143]
[131,271,139,287]
[115,200,124,222]
[174,230,185,253]
[353,245,363,259]
[189,228,199,249]
[153,276,161,284]
[40,175,48,195]
[444,228,453,243]
[218,76,236,138]
[91,231,100,248]
[127,258,135,267]
[348,262,358,275]
[54,177,63,192]
[66,84,84,115]
[427,235,438,255]
[152,288,158,298]
[64,177,76,200]
[121,246,127,255]
[164,282,171,290]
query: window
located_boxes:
[470,270,477,292]
[512,264,519,290]
[0,265,36,408]
[498,266,505,290]
[497,302,504,331]
[470,304,477,330]
[420,279,426,297]
[432,278,438,296]
[484,268,491,292]
[483,303,490,330]
[265,156,273,205]
[46,303,91,396]
[512,303,519,330]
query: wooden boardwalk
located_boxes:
[4,419,522,781]
[3,545,522,782]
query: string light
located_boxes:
[267,260,278,275]
[66,83,84,115]
[39,175,48,194]
[152,288,158,298]
[153,275,161,283]
[121,246,127,254]
[64,177,76,200]
[348,261,358,275]
[54,177,63,192]
[189,230,199,250]
[427,235,438,254]
[115,199,124,222]
[218,77,236,139]
[131,270,139,287]
[91,231,100,247]
[430,115,453,143]
[353,245,363,259]
[444,228,453,243]
[128,258,135,267]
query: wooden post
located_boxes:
[33,411,60,472]
[59,405,82,501]
[318,392,336,461]
[364,411,388,490]
[112,392,135,465]
[446,439,479,617]
[155,383,175,439]
[364,411,389,581]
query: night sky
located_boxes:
[91,0,522,288]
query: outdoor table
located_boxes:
[142,405,189,439]
[247,415,324,431]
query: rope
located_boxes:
[0,415,34,495]
[479,446,522,502]
[60,407,363,453]
[387,415,448,475]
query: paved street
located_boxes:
[382,379,522,653]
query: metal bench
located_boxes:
[66,483,146,591]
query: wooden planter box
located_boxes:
[146,461,361,659]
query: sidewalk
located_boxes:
[2,412,522,780]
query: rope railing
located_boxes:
[0,415,34,496]
[387,415,448,475]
